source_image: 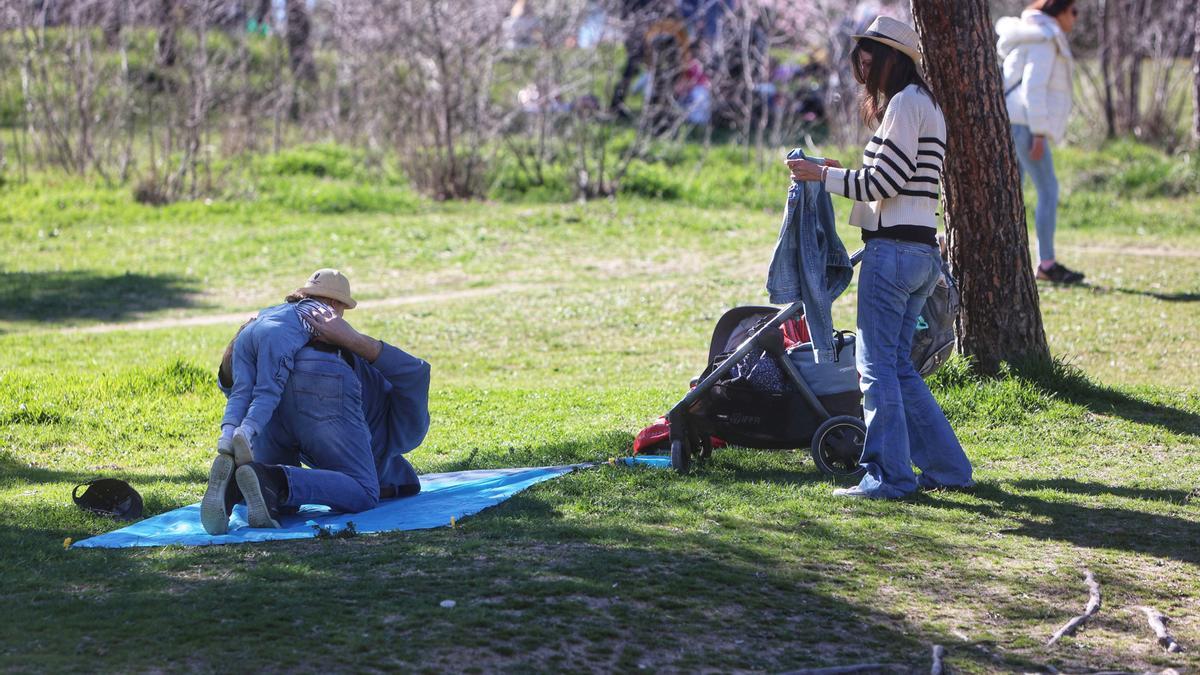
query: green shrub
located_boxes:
[488,159,573,202]
[1061,140,1198,198]
[257,176,419,214]
[258,144,362,181]
[619,161,683,200]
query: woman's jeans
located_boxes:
[1011,124,1058,262]
[854,238,974,498]
[253,349,380,513]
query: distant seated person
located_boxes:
[201,270,431,535]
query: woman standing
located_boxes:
[787,17,973,499]
[997,0,1082,284]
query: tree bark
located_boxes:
[156,0,178,69]
[910,0,1050,373]
[1193,0,1199,146]
[286,0,316,83]
[1098,0,1117,138]
[253,0,272,26]
[102,0,123,48]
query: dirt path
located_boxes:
[60,283,538,335]
[1061,244,1200,258]
[47,243,1192,336]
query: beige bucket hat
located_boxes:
[294,268,357,309]
[852,16,923,66]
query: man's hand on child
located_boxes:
[302,313,383,363]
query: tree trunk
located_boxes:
[156,0,178,69]
[910,0,1050,373]
[286,0,316,83]
[1193,1,1199,146]
[1098,0,1117,138]
[102,1,123,48]
[253,0,272,25]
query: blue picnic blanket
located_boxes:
[72,456,670,549]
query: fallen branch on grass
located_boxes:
[1136,606,1183,653]
[1047,569,1101,646]
[930,644,945,675]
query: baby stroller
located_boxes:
[661,250,958,477]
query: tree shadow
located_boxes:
[1008,478,1194,504]
[1,433,1174,672]
[1085,283,1200,303]
[0,270,198,326]
[0,451,206,489]
[1012,359,1200,439]
[925,481,1200,567]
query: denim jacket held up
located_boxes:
[766,148,853,363]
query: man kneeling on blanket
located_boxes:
[201,281,431,535]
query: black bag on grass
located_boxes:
[72,478,143,521]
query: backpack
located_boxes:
[912,257,960,377]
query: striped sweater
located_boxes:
[823,84,946,231]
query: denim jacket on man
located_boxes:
[766,148,853,363]
[354,342,431,493]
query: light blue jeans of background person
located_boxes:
[221,303,312,436]
[854,238,974,498]
[1011,124,1058,262]
[252,348,380,513]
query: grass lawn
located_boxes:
[1,145,1198,673]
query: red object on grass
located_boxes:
[633,416,726,455]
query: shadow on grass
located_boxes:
[0,428,1168,672]
[1086,283,1200,303]
[0,270,197,326]
[0,452,207,490]
[1008,478,1194,504]
[0,493,1048,674]
[1011,358,1200,439]
[926,481,1199,567]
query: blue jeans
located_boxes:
[1011,124,1058,262]
[253,349,380,513]
[221,303,311,436]
[854,238,974,498]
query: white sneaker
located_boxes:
[832,485,879,499]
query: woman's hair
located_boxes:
[218,318,256,389]
[285,289,343,309]
[1025,0,1076,17]
[850,38,936,125]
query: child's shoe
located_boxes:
[231,426,255,466]
[216,423,236,457]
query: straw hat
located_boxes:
[293,268,357,309]
[852,16,923,66]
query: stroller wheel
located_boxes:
[811,416,867,480]
[670,439,691,474]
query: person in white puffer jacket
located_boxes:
[996,0,1084,284]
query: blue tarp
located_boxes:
[72,456,670,549]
